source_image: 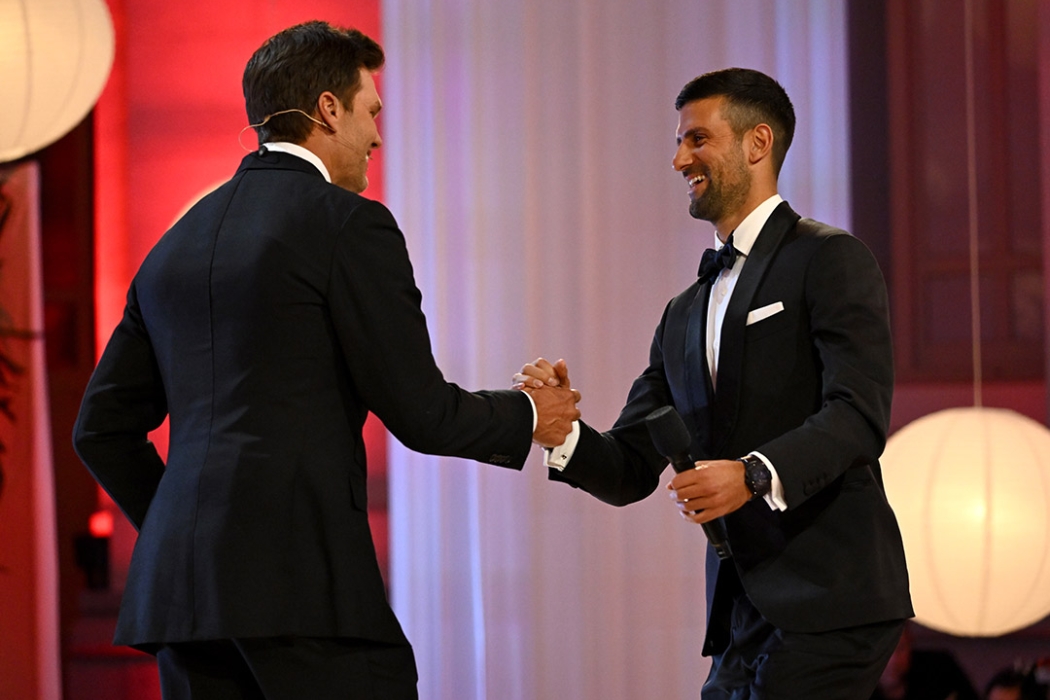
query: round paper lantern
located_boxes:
[0,0,115,162]
[882,407,1050,636]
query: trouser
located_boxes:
[702,591,905,700]
[156,636,417,700]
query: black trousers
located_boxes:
[702,592,905,700]
[156,637,417,700]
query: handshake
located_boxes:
[512,357,580,448]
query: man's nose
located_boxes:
[672,145,690,172]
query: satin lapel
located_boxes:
[682,280,716,455]
[710,202,801,455]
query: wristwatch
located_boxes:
[737,455,772,500]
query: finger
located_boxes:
[684,505,726,524]
[678,506,699,519]
[682,510,707,523]
[518,364,550,380]
[668,470,702,491]
[671,490,702,508]
[512,373,545,389]
[668,483,708,504]
[553,358,572,389]
[533,358,560,386]
[518,360,558,386]
[571,389,582,404]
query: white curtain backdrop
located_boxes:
[381,2,850,698]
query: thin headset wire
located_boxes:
[237,109,331,152]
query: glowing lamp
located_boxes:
[0,0,115,162]
[882,407,1050,636]
[88,509,113,538]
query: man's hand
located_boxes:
[667,460,752,523]
[512,357,580,447]
[513,357,570,390]
[525,384,581,447]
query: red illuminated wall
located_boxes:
[95,1,385,352]
[79,2,387,696]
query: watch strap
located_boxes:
[737,455,772,500]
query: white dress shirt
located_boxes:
[262,142,332,183]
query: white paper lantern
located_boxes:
[882,407,1050,636]
[0,0,115,162]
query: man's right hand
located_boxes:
[514,358,580,447]
[525,384,581,447]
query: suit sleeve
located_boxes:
[328,199,533,468]
[72,282,168,530]
[547,304,674,505]
[756,233,894,507]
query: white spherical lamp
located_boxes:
[0,0,115,162]
[882,407,1050,636]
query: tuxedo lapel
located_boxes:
[682,280,716,455]
[710,202,801,455]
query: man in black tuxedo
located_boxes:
[516,68,913,698]
[73,21,579,700]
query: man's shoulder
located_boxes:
[236,149,384,214]
[781,216,870,261]
[657,279,704,328]
[794,216,850,240]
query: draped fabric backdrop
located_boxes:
[0,163,60,700]
[381,2,850,697]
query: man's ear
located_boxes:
[747,123,774,166]
[316,91,342,130]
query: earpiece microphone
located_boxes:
[239,108,364,154]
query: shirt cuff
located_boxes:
[544,421,580,471]
[750,451,787,511]
[523,391,538,432]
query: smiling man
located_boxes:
[73,21,580,700]
[518,68,913,698]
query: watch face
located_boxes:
[743,458,771,498]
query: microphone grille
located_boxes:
[645,406,692,457]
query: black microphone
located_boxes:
[646,406,732,560]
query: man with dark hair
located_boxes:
[74,21,579,699]
[517,67,913,697]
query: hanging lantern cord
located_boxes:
[964,0,983,408]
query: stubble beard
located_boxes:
[688,153,752,224]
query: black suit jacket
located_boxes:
[73,150,534,648]
[550,202,913,654]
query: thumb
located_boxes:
[553,358,572,390]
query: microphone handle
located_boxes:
[670,451,733,560]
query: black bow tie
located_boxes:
[697,235,738,284]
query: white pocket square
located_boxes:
[746,301,784,326]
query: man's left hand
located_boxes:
[667,460,752,523]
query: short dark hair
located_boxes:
[675,67,796,176]
[243,21,384,144]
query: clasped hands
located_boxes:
[513,357,581,448]
[514,357,751,522]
